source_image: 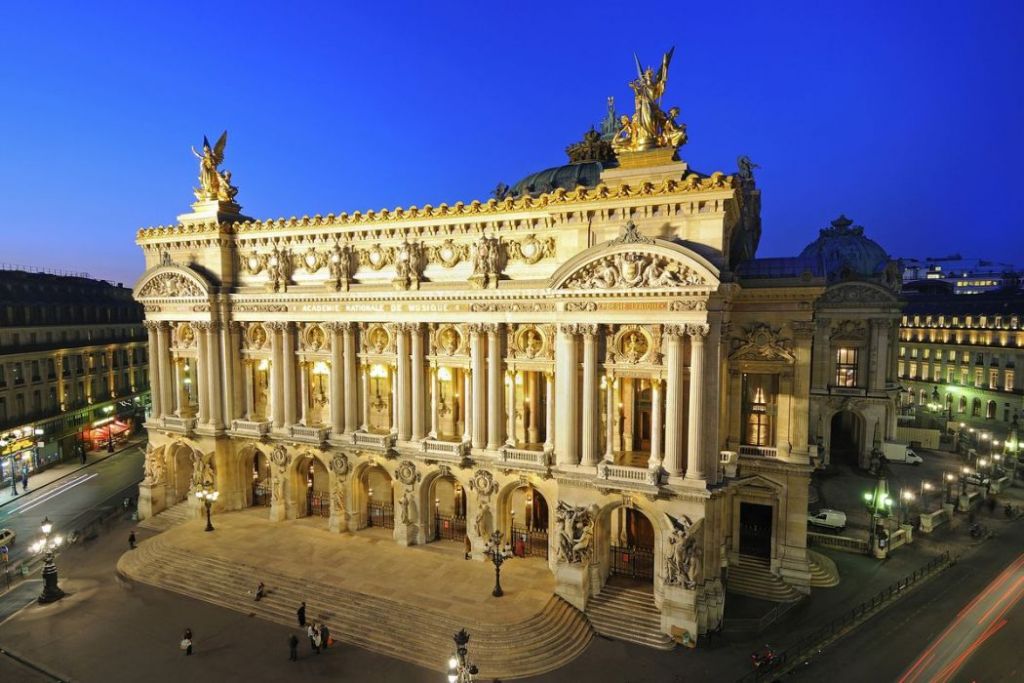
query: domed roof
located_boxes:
[509,161,603,198]
[798,215,891,281]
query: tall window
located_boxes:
[1006,370,1015,392]
[989,368,999,390]
[742,374,777,447]
[836,348,859,386]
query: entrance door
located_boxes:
[610,508,655,581]
[830,411,862,466]
[739,503,773,559]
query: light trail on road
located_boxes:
[0,473,98,517]
[899,552,1024,683]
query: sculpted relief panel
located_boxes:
[563,252,705,290]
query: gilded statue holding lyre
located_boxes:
[612,48,687,154]
[191,131,239,203]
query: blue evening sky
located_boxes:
[1,1,1022,285]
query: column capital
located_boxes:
[791,320,816,339]
[579,323,599,338]
[557,323,581,336]
[143,320,161,332]
[266,321,290,332]
[685,323,710,339]
[322,321,350,333]
[485,322,502,336]
[467,322,487,336]
[664,324,687,337]
[650,377,663,389]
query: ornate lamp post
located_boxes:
[482,530,512,597]
[33,516,65,603]
[863,475,893,557]
[446,628,478,683]
[945,472,956,504]
[195,483,220,532]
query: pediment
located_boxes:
[133,264,211,300]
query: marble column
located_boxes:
[145,323,162,419]
[430,366,440,438]
[487,325,504,450]
[544,371,555,453]
[396,325,411,441]
[205,323,223,429]
[157,323,173,418]
[360,364,371,431]
[686,324,709,480]
[330,325,344,434]
[470,326,486,449]
[554,324,579,466]
[270,323,285,429]
[527,372,540,443]
[221,323,238,425]
[580,326,599,467]
[390,365,399,435]
[649,378,663,469]
[174,359,187,417]
[506,371,516,447]
[299,363,310,425]
[463,369,473,444]
[282,323,297,427]
[664,327,684,478]
[411,324,426,441]
[343,324,359,433]
[195,325,210,424]
[243,361,255,419]
[605,374,615,461]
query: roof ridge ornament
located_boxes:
[614,220,654,245]
[611,47,687,155]
[191,131,239,204]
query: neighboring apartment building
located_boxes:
[898,280,1024,442]
[0,268,150,486]
[901,255,1019,295]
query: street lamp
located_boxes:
[195,483,219,532]
[901,489,915,526]
[446,628,478,682]
[482,530,512,597]
[33,516,65,603]
[945,473,956,504]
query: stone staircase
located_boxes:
[727,555,803,602]
[117,534,591,679]
[137,501,195,533]
[585,583,675,650]
[807,549,841,588]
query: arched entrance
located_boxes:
[599,506,656,588]
[508,485,549,558]
[249,449,271,508]
[166,442,195,503]
[292,455,329,519]
[428,474,466,543]
[738,502,773,559]
[359,465,394,529]
[830,410,863,466]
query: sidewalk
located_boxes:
[0,436,146,510]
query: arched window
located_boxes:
[919,389,926,405]
[946,393,953,411]
[987,400,997,419]
[959,396,967,413]
[972,398,982,417]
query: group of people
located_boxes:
[292,601,332,661]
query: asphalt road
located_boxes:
[0,446,144,564]
[788,511,1024,683]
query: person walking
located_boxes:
[307,623,321,654]
[21,470,28,492]
[288,633,299,662]
[129,530,137,550]
[181,628,193,656]
[321,623,331,650]
[297,601,306,627]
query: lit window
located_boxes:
[975,368,984,388]
[836,348,859,386]
[1006,370,1015,392]
[909,362,918,379]
[989,368,999,390]
[946,368,955,383]
[960,368,968,384]
[921,365,930,381]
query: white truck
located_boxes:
[882,441,923,465]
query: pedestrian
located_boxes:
[129,530,137,550]
[79,446,87,465]
[254,581,265,601]
[297,601,306,627]
[307,623,321,654]
[464,534,472,560]
[1,544,9,564]
[288,634,299,662]
[181,628,193,656]
[321,623,331,650]
[21,471,28,491]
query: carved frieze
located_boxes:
[395,459,421,487]
[507,234,556,265]
[563,252,705,290]
[364,324,392,354]
[433,325,464,356]
[467,469,498,500]
[138,272,204,298]
[428,239,470,268]
[469,236,504,289]
[510,325,550,360]
[729,323,794,362]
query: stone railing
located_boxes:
[496,446,549,470]
[161,415,197,435]
[806,531,868,555]
[290,424,329,444]
[352,431,396,451]
[738,445,778,458]
[231,419,271,437]
[420,438,467,461]
[597,462,660,487]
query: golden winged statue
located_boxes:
[612,48,687,154]
[191,131,238,202]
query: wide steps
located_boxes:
[727,556,802,602]
[118,535,591,678]
[586,584,675,651]
[137,501,194,532]
[807,549,841,588]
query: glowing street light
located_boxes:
[36,516,65,603]
[195,484,220,532]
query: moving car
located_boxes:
[808,508,847,531]
[0,527,16,547]
[964,472,990,487]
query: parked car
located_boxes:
[0,527,16,547]
[964,473,990,487]
[808,508,847,531]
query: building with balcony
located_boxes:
[0,268,150,486]
[898,280,1024,443]
[132,102,901,645]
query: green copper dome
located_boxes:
[799,215,890,282]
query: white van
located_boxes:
[808,509,847,531]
